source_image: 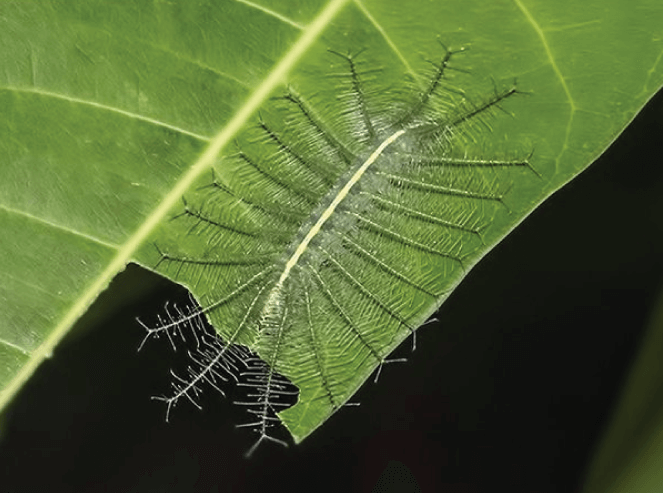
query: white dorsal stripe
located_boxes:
[276,128,407,288]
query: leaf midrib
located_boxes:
[0,0,352,412]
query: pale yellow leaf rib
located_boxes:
[233,0,305,30]
[353,0,419,82]
[513,0,576,172]
[0,87,211,142]
[0,203,120,251]
[0,338,29,356]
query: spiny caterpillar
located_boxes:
[138,41,537,456]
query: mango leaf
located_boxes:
[1,0,662,449]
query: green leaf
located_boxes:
[581,286,663,493]
[1,0,662,448]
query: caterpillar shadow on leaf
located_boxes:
[137,42,538,457]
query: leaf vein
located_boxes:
[0,338,29,356]
[232,0,305,30]
[0,203,120,250]
[513,0,575,172]
[0,86,211,142]
[352,0,419,83]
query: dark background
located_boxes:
[1,89,662,493]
